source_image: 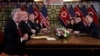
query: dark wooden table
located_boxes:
[25,33,100,50]
[25,30,100,55]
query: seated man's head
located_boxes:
[29,13,36,21]
[20,11,29,21]
[70,19,74,25]
[85,14,93,24]
[74,16,81,24]
[11,8,22,23]
[75,12,80,16]
[66,19,70,25]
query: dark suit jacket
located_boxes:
[66,24,74,29]
[20,21,32,39]
[86,22,99,39]
[41,23,46,28]
[28,20,41,35]
[3,20,24,54]
[73,21,86,33]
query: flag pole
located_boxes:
[17,0,19,8]
[76,1,78,5]
[70,1,72,9]
[83,0,86,6]
[70,1,72,6]
[91,0,93,5]
[18,0,19,4]
[83,0,85,5]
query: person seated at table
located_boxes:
[85,14,99,39]
[66,19,75,33]
[3,8,29,55]
[65,19,71,28]
[69,19,75,29]
[39,20,50,33]
[19,10,34,39]
[28,13,41,35]
[73,16,86,34]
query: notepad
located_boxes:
[46,37,56,40]
[31,36,48,39]
[31,36,56,40]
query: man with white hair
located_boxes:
[85,14,99,39]
[3,8,29,55]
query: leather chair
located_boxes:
[0,31,4,53]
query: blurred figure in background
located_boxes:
[85,14,99,39]
[65,19,71,28]
[70,19,75,29]
[73,16,86,34]
[19,10,33,39]
[28,13,41,35]
[67,19,75,33]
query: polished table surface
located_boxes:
[26,35,100,45]
[25,33,100,49]
[25,28,100,50]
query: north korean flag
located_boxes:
[87,4,98,25]
[59,6,70,27]
[74,5,84,21]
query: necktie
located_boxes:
[18,24,22,37]
[87,24,90,28]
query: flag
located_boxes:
[16,3,26,11]
[35,4,39,10]
[68,5,75,17]
[64,4,67,8]
[87,4,98,25]
[80,5,88,17]
[20,4,26,11]
[16,3,20,8]
[34,5,49,28]
[74,5,84,21]
[59,6,70,27]
[33,6,41,22]
[40,5,49,28]
[27,4,34,14]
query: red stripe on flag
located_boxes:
[87,5,98,25]
[34,6,41,22]
[40,13,49,28]
[74,5,84,20]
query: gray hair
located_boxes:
[11,8,21,18]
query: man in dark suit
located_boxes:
[68,19,75,29]
[20,11,34,39]
[85,14,99,39]
[28,13,41,35]
[65,19,71,28]
[3,8,29,55]
[73,16,86,34]
[66,19,75,33]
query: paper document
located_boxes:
[31,36,48,39]
[46,37,56,40]
[31,36,56,40]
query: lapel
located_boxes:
[11,20,20,36]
